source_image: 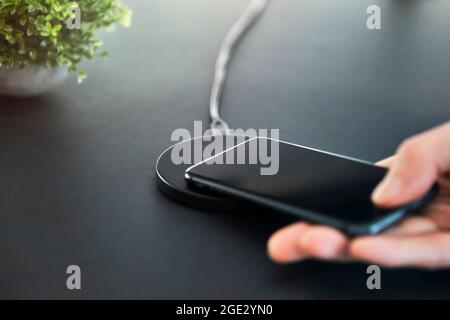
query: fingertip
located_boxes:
[372,137,440,207]
[375,155,396,168]
[371,174,403,207]
[267,223,310,263]
[348,237,371,258]
[267,233,289,263]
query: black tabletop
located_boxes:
[0,0,449,299]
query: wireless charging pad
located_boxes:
[156,135,248,211]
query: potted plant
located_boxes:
[0,0,131,96]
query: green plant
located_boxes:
[0,0,131,83]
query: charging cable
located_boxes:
[209,0,268,134]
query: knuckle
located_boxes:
[397,136,426,157]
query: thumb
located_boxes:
[372,122,450,207]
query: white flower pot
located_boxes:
[0,65,68,97]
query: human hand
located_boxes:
[268,122,450,268]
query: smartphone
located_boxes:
[185,137,439,235]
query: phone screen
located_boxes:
[185,137,409,233]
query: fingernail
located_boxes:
[372,175,402,203]
[268,236,307,263]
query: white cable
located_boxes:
[209,0,268,134]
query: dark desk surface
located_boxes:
[1,0,449,299]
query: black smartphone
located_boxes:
[185,137,439,235]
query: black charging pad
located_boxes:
[156,134,249,211]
